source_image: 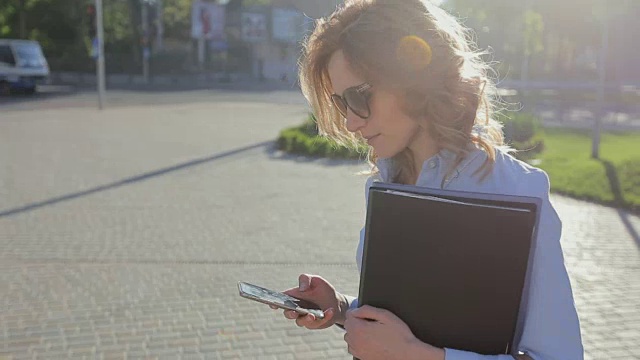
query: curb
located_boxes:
[49,72,301,92]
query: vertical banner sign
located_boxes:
[191,1,226,40]
[241,13,267,43]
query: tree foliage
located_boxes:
[163,0,191,40]
[445,0,635,80]
[0,0,636,78]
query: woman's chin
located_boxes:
[372,147,397,159]
[368,139,405,159]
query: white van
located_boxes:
[0,39,50,95]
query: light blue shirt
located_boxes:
[348,147,584,360]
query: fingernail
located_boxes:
[299,282,308,292]
[327,308,334,315]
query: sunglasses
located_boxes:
[330,83,373,119]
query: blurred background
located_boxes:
[1,1,639,359]
[2,0,639,132]
[0,0,637,84]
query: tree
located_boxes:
[445,0,530,79]
[445,0,618,80]
[0,0,18,38]
[162,0,191,40]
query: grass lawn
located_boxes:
[278,117,640,212]
[534,128,640,213]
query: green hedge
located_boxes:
[275,114,640,212]
[502,112,545,160]
[276,116,367,159]
[277,112,543,161]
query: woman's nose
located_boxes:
[344,113,366,133]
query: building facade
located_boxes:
[222,0,341,83]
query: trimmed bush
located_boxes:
[501,112,544,161]
[503,112,541,143]
[277,112,544,161]
[276,116,367,159]
[276,114,640,213]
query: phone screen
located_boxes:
[238,282,324,318]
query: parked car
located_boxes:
[0,39,50,95]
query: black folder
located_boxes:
[355,182,541,357]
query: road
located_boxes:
[1,89,639,359]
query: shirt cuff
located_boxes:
[445,348,516,360]
[346,295,358,311]
[334,295,358,330]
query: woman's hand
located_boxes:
[272,274,349,330]
[343,305,445,360]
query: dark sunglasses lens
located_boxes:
[331,95,348,117]
[344,89,370,118]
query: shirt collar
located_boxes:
[376,146,486,184]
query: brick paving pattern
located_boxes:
[1,91,638,359]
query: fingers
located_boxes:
[344,310,353,332]
[293,308,334,329]
[350,304,389,322]
[297,273,330,293]
[344,309,370,333]
[295,312,315,327]
[280,274,337,330]
[284,310,298,319]
[283,274,322,299]
[344,332,355,357]
[298,273,312,292]
[282,287,301,298]
[282,273,313,298]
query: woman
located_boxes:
[275,0,584,359]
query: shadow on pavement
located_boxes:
[617,209,640,249]
[0,140,272,219]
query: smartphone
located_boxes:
[237,281,325,319]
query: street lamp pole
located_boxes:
[218,0,230,81]
[96,0,106,109]
[521,0,531,84]
[142,1,150,83]
[592,4,609,159]
[155,0,164,52]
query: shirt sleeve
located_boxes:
[445,170,584,360]
[444,349,517,360]
[335,176,377,330]
[346,295,359,311]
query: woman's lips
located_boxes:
[365,134,380,145]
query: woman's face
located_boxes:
[327,50,427,159]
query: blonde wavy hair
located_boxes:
[298,0,507,185]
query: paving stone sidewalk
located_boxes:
[1,92,639,359]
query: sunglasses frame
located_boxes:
[330,83,373,119]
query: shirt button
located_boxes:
[428,160,437,169]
